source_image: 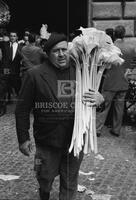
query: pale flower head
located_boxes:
[69,27,124,66]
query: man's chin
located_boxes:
[56,63,69,69]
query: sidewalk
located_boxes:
[0,104,136,200]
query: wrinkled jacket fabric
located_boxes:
[15,59,75,149]
[102,39,136,91]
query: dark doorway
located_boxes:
[4,0,88,38]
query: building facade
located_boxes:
[88,0,136,38]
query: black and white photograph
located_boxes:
[1,0,136,200]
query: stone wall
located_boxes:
[88,0,136,37]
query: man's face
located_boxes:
[24,35,29,42]
[10,32,18,43]
[48,41,69,69]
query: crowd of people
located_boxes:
[0,27,47,116]
[0,24,136,200]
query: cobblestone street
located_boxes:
[1,104,136,200]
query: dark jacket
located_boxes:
[0,41,22,75]
[15,59,75,149]
[21,44,46,72]
[102,39,136,91]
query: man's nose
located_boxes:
[58,49,64,56]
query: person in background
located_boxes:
[0,30,22,115]
[20,32,46,78]
[0,30,22,94]
[19,31,30,48]
[97,25,136,137]
[98,28,115,128]
[98,28,115,93]
[39,38,47,50]
[105,28,115,43]
[23,32,30,46]
[0,29,9,116]
[35,34,42,47]
[15,32,104,200]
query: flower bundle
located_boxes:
[69,27,124,157]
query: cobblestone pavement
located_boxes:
[1,104,136,200]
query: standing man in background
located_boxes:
[0,30,22,115]
[20,32,46,78]
[0,30,22,96]
[97,25,136,137]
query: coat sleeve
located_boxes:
[15,70,35,144]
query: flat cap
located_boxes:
[43,32,67,53]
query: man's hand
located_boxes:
[19,140,33,156]
[3,36,9,42]
[82,89,104,107]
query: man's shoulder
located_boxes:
[27,61,48,76]
[34,46,42,50]
[23,45,42,52]
[21,45,27,50]
[115,39,134,48]
[27,64,42,73]
[28,45,41,51]
[115,39,135,55]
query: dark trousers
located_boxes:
[7,75,21,96]
[34,145,84,200]
[96,90,126,134]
